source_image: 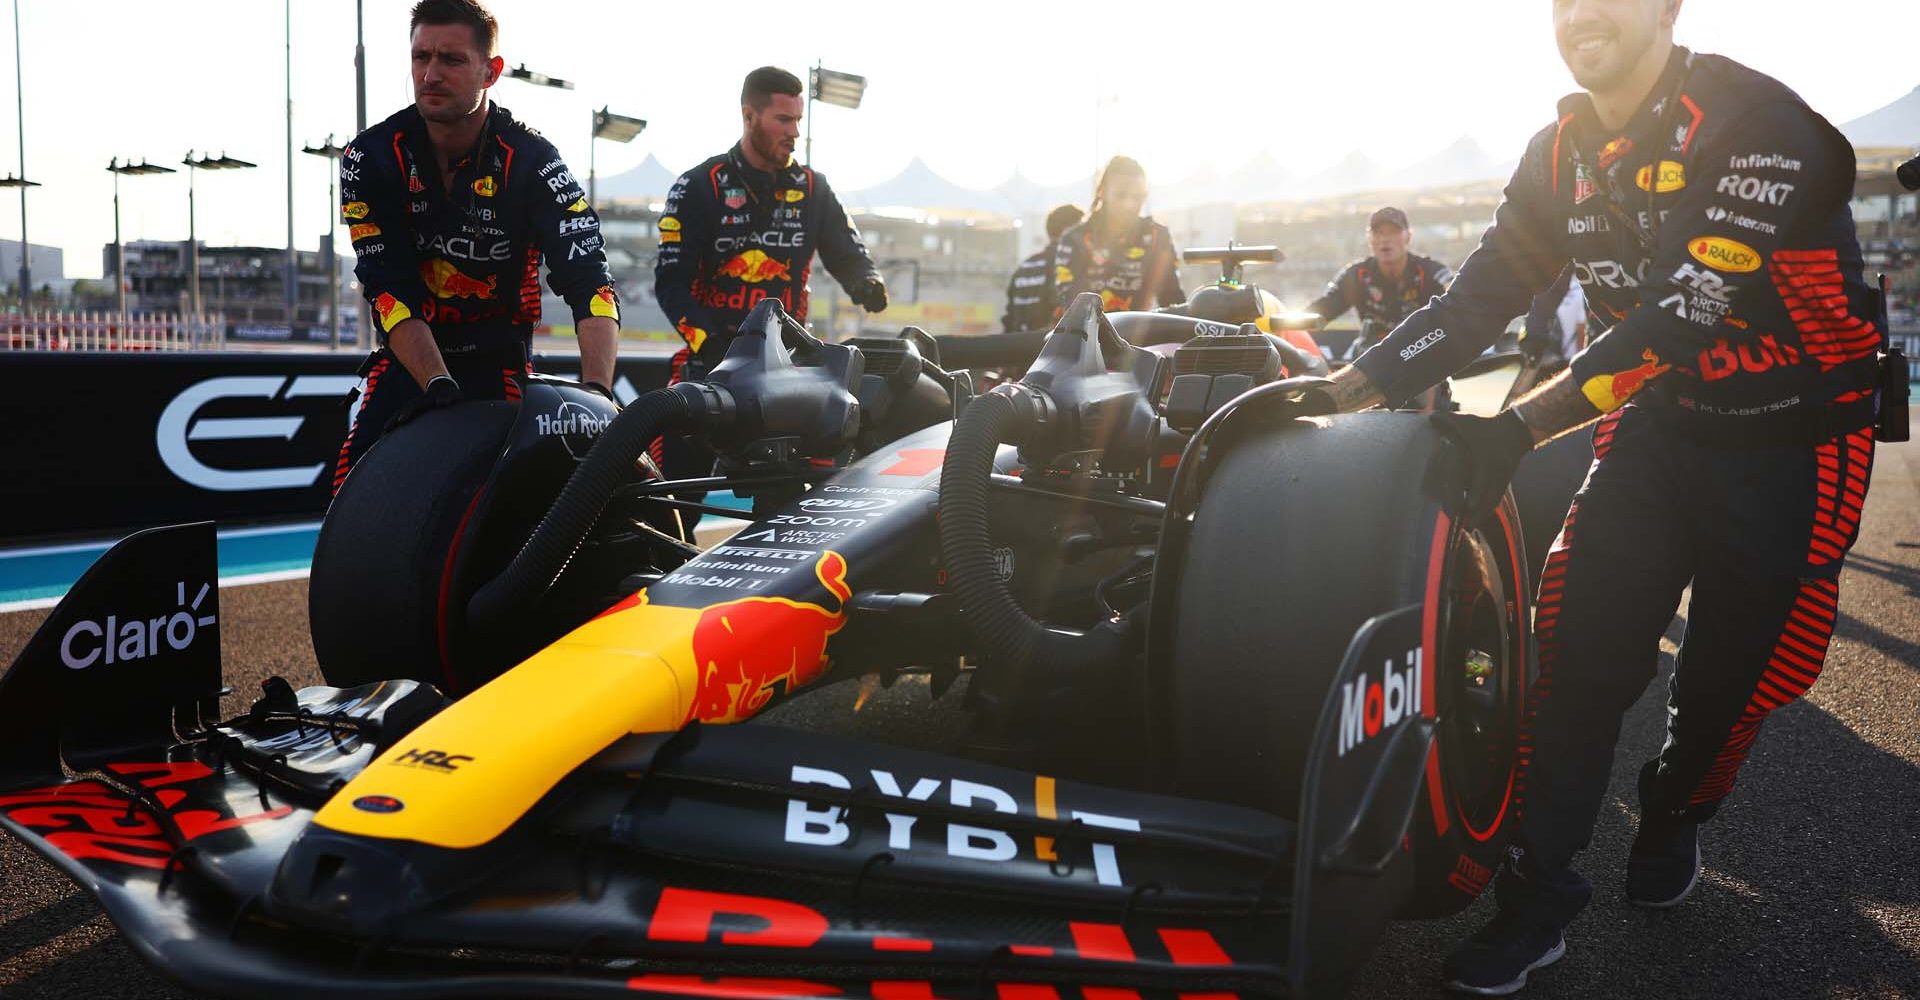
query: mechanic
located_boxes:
[1052,156,1183,315]
[1303,206,1456,361]
[1304,0,1886,993]
[333,0,619,493]
[1002,203,1085,332]
[655,65,886,372]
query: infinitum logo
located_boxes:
[60,581,217,670]
[1338,649,1423,756]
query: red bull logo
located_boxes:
[1581,347,1671,412]
[589,285,619,319]
[1099,289,1133,312]
[373,292,413,331]
[716,249,793,284]
[677,319,708,354]
[418,259,497,299]
[685,551,851,723]
[1598,136,1634,170]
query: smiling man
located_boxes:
[333,0,619,491]
[1300,0,1888,994]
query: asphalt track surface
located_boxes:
[2,419,1917,999]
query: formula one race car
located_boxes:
[0,293,1539,999]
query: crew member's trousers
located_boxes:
[1498,405,1874,925]
[332,344,532,495]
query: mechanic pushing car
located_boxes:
[333,0,620,493]
[1303,206,1456,361]
[1052,155,1183,315]
[1303,0,1888,993]
[1001,203,1085,332]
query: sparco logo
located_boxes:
[1400,329,1445,361]
[60,581,217,670]
[797,497,892,512]
[157,375,362,491]
[535,400,613,460]
[1338,649,1424,756]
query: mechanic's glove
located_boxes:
[583,380,619,407]
[1267,375,1340,417]
[385,374,463,432]
[851,275,889,313]
[1429,409,1535,520]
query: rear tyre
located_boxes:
[309,402,517,691]
[1162,411,1531,917]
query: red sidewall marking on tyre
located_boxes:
[435,487,489,695]
[1461,504,1523,843]
[1423,511,1450,837]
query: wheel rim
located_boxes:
[1439,525,1521,840]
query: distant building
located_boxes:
[106,240,352,341]
[0,239,65,292]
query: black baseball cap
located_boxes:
[1368,207,1409,231]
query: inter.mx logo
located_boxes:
[156,375,360,491]
[1338,649,1424,757]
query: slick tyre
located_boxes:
[309,402,517,692]
[1162,411,1533,917]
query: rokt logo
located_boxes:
[60,581,217,670]
[1337,649,1423,757]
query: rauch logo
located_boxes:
[1338,649,1423,757]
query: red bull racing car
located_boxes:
[0,293,1539,998]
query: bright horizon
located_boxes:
[1,0,1914,280]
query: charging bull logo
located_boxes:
[685,551,851,723]
[589,285,619,319]
[373,292,413,331]
[1100,289,1133,312]
[419,258,497,299]
[1581,347,1671,412]
[717,249,793,284]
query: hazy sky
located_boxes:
[1,0,1914,279]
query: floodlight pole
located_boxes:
[111,163,123,321]
[284,0,297,340]
[590,109,597,208]
[802,60,817,167]
[12,0,28,303]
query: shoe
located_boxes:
[1627,816,1701,908]
[1442,911,1567,995]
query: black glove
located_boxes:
[851,275,888,313]
[1429,409,1534,520]
[385,374,463,432]
[583,380,619,406]
[1267,375,1340,417]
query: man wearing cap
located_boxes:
[1304,206,1455,360]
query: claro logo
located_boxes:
[156,375,361,491]
[61,581,217,670]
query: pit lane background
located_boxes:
[4,332,1915,543]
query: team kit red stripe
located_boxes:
[332,357,391,494]
[1688,578,1842,806]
